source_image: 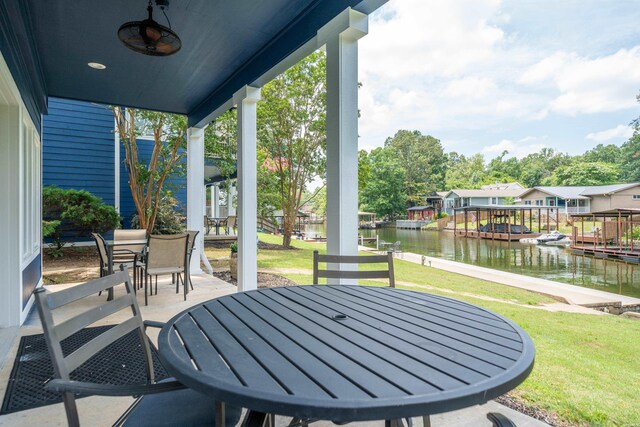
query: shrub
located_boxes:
[436,212,449,219]
[43,186,120,252]
[131,194,185,234]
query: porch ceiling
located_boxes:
[1,0,382,127]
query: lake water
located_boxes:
[303,224,640,298]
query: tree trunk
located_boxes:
[282,212,295,248]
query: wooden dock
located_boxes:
[570,208,640,264]
[454,230,540,242]
[571,245,640,263]
[396,220,427,229]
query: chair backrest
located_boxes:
[114,229,147,254]
[34,267,154,425]
[312,250,395,287]
[91,232,108,266]
[227,215,237,228]
[186,230,199,255]
[146,234,188,270]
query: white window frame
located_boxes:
[633,195,640,200]
[20,119,41,264]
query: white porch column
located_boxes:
[318,9,368,284]
[187,126,205,275]
[213,184,220,217]
[233,86,261,292]
[228,184,237,216]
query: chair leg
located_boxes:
[144,273,148,306]
[63,392,80,427]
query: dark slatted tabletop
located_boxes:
[157,285,535,423]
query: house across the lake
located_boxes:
[442,183,527,215]
[407,205,435,221]
[519,183,640,214]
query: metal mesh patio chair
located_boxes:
[91,232,138,293]
[33,266,241,427]
[312,250,395,287]
[226,215,237,235]
[141,234,189,306]
[185,230,199,291]
[114,229,147,287]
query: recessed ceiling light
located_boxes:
[88,62,106,70]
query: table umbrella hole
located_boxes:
[332,314,348,320]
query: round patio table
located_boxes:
[157,285,535,424]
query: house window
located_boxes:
[524,200,532,205]
[535,200,543,206]
[633,195,640,200]
[489,197,498,205]
[20,121,40,262]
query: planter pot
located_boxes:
[229,252,238,280]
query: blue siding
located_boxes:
[43,97,116,206]
[43,97,188,230]
[119,141,187,228]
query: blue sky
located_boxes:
[357,0,640,159]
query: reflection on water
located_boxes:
[303,224,640,298]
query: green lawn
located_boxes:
[206,234,640,426]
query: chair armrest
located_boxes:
[45,378,185,397]
[486,412,516,427]
[143,320,166,330]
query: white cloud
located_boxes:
[357,0,640,155]
[586,124,634,142]
[538,46,640,116]
[482,137,547,159]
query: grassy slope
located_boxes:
[206,234,640,426]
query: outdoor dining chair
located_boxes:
[225,215,237,235]
[185,230,199,290]
[312,250,395,287]
[114,229,147,286]
[204,215,216,235]
[141,234,189,306]
[33,266,241,427]
[91,232,139,289]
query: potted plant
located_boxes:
[229,242,238,280]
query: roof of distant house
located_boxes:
[480,182,524,191]
[446,188,527,198]
[520,183,640,199]
[407,205,434,211]
[580,183,640,195]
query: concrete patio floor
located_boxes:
[0,274,549,427]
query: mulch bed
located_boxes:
[212,271,297,288]
[204,240,300,251]
[496,394,570,427]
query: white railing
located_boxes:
[565,206,590,214]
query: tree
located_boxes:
[444,153,486,189]
[43,186,120,255]
[358,149,371,193]
[258,51,327,247]
[112,107,186,233]
[519,148,570,187]
[548,161,619,186]
[205,109,238,183]
[581,144,622,164]
[487,151,521,183]
[360,147,407,216]
[621,92,640,182]
[385,130,446,205]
